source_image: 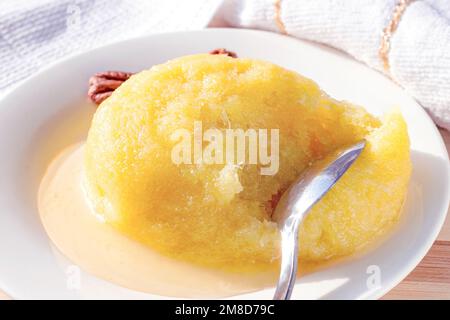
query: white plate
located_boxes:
[0,29,449,300]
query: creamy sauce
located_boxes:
[38,144,277,298]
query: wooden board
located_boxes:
[1,130,449,300]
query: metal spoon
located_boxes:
[272,140,366,300]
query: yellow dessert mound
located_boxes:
[84,54,411,271]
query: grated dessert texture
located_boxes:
[84,54,411,271]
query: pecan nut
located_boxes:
[88,71,134,105]
[209,48,238,58]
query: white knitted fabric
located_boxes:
[0,0,222,95]
[221,0,450,130]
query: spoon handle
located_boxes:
[271,140,365,299]
[273,222,300,300]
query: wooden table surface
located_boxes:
[1,130,449,300]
